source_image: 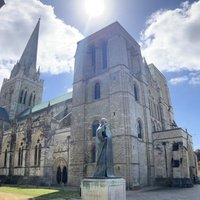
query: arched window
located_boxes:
[137,120,142,139]
[29,93,32,106]
[18,148,21,166]
[23,91,27,104]
[4,149,7,167]
[94,83,100,99]
[102,41,107,69]
[91,46,96,73]
[33,94,36,106]
[56,166,61,184]
[34,143,41,166]
[91,146,96,163]
[134,84,139,102]
[38,144,42,166]
[34,145,38,166]
[19,90,24,103]
[92,120,99,137]
[62,166,68,184]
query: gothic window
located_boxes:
[102,41,107,69]
[91,46,96,73]
[34,143,41,166]
[38,144,41,166]
[4,149,7,167]
[137,119,142,139]
[18,147,23,166]
[92,120,99,137]
[134,84,139,102]
[34,145,38,165]
[19,90,24,103]
[29,93,32,106]
[94,82,100,99]
[33,94,36,106]
[62,166,68,184]
[23,91,27,104]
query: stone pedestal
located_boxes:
[81,178,126,200]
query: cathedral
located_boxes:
[0,20,198,188]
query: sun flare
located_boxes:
[85,0,105,17]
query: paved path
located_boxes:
[127,185,200,200]
[0,192,32,200]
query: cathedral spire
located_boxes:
[19,18,40,77]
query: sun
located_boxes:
[85,0,105,17]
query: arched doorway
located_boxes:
[53,157,68,185]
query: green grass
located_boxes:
[0,186,80,200]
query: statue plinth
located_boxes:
[81,178,126,200]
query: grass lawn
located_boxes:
[0,186,80,200]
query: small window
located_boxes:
[172,159,180,168]
[172,143,179,151]
[134,84,139,102]
[29,93,32,106]
[34,145,38,165]
[4,149,7,167]
[23,91,27,104]
[137,120,142,139]
[91,46,96,73]
[92,120,99,137]
[19,90,24,103]
[102,41,107,69]
[94,83,100,99]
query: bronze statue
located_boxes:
[93,118,115,178]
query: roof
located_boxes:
[17,91,72,119]
[0,107,9,122]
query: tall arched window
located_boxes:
[91,46,96,73]
[29,93,32,106]
[23,91,27,104]
[33,94,36,106]
[94,83,100,99]
[102,41,107,69]
[4,149,7,167]
[34,145,38,166]
[19,90,24,103]
[134,84,139,102]
[38,144,42,166]
[18,147,22,166]
[92,120,99,137]
[137,120,142,139]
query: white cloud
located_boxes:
[141,1,200,72]
[169,76,189,85]
[0,0,83,87]
[169,72,200,85]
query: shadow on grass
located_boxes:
[31,190,80,200]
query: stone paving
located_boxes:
[127,185,200,200]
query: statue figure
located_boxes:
[93,118,115,178]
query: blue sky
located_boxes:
[0,0,200,149]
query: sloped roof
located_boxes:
[0,107,9,122]
[17,92,72,119]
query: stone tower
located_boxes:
[0,19,43,119]
[70,22,175,188]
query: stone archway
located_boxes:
[53,157,68,185]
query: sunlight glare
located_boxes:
[85,0,105,17]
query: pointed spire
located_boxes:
[19,18,40,77]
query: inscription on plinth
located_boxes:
[81,178,126,200]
